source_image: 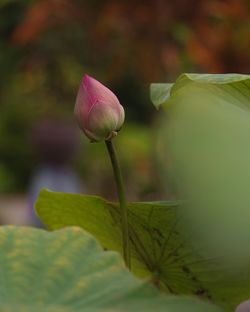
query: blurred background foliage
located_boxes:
[0,0,249,201]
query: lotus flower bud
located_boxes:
[74,75,125,142]
[235,300,250,312]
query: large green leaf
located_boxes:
[150,73,250,109]
[0,225,221,312]
[150,73,250,256]
[36,189,248,311]
[151,73,250,307]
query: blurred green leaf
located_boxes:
[0,225,221,312]
[151,72,250,307]
[150,73,250,109]
[151,74,250,257]
[150,83,173,109]
[36,189,249,310]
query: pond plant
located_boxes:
[1,73,250,311]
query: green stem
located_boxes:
[105,140,130,269]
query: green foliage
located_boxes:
[0,225,220,312]
[36,189,250,311]
[151,72,250,307]
[150,83,173,110]
[150,73,250,109]
[150,73,250,259]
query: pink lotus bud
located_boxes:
[74,75,125,142]
[235,300,250,312]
